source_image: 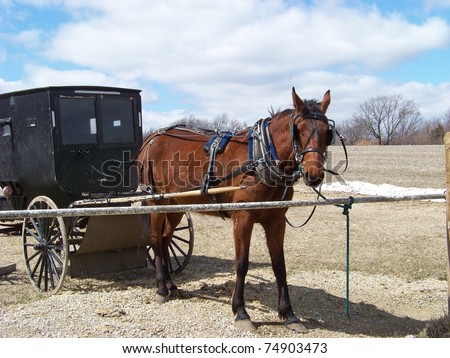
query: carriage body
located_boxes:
[0,86,143,210]
[0,86,193,292]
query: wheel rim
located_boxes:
[147,212,194,274]
[22,196,69,293]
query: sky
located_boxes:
[1,0,450,131]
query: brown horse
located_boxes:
[137,88,334,333]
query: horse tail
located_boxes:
[136,131,160,191]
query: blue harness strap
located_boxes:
[203,131,233,154]
[264,120,279,161]
[249,119,278,162]
[248,130,254,160]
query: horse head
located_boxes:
[292,87,332,187]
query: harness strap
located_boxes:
[325,128,348,175]
[263,120,279,161]
[248,130,254,160]
[252,118,301,187]
[201,131,257,192]
[201,135,223,193]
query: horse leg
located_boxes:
[261,216,308,333]
[231,214,256,331]
[150,212,171,303]
[160,212,184,298]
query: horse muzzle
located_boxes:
[302,161,324,187]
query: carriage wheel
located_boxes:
[67,216,88,254]
[147,212,194,274]
[22,196,69,294]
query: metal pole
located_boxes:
[445,132,450,314]
[0,193,445,220]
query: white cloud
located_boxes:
[166,70,450,128]
[43,1,450,82]
[277,71,450,123]
[10,29,43,49]
[0,78,24,93]
[142,109,188,131]
[21,64,134,88]
[394,81,450,119]
[424,0,450,12]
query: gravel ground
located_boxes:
[0,145,448,338]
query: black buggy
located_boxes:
[0,86,194,293]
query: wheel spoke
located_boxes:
[26,218,43,243]
[168,244,182,270]
[46,254,59,289]
[170,239,188,258]
[48,230,62,247]
[30,252,43,277]
[48,246,64,268]
[46,218,58,243]
[36,256,45,290]
[68,217,86,254]
[172,234,190,245]
[25,248,41,263]
[24,226,42,243]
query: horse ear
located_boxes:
[292,87,304,113]
[321,90,331,114]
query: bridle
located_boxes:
[292,112,330,160]
[290,112,347,178]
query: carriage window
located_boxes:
[0,118,11,137]
[101,98,135,143]
[60,97,97,145]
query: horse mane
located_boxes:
[301,99,322,116]
[268,98,323,120]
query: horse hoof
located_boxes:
[286,321,309,334]
[169,288,180,298]
[235,319,256,332]
[156,293,170,304]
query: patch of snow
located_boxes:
[321,181,445,199]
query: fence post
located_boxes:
[444,132,450,314]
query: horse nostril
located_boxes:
[303,167,324,187]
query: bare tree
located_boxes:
[353,95,422,145]
[172,114,246,132]
[444,108,450,132]
[211,113,247,132]
[407,118,443,144]
[339,118,369,145]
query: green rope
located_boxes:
[340,196,354,318]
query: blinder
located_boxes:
[326,119,336,146]
[294,112,335,147]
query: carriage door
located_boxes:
[55,95,100,200]
[55,92,139,199]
